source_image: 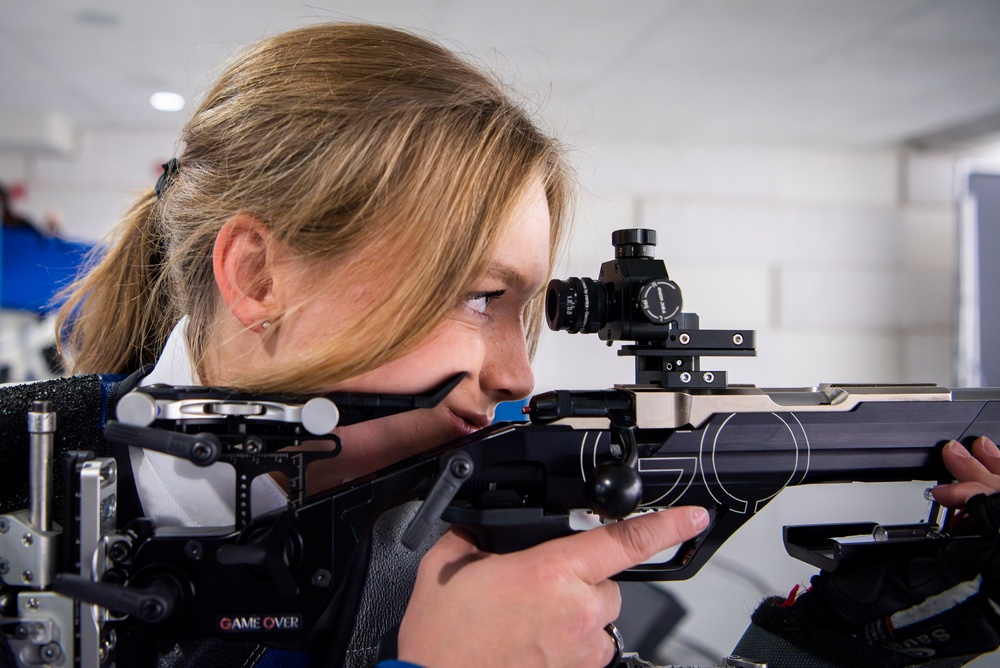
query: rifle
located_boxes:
[2,228,997,667]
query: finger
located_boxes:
[548,506,709,585]
[932,481,998,508]
[593,579,622,625]
[971,437,1000,476]
[941,441,1000,492]
[420,527,484,576]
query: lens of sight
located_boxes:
[545,277,606,333]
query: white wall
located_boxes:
[0,128,177,243]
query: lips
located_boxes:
[448,406,492,435]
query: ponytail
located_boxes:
[56,191,178,374]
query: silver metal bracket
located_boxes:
[78,458,118,668]
[6,592,74,667]
[0,513,59,589]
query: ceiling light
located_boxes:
[150,92,185,112]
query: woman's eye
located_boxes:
[466,290,505,315]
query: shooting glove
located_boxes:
[733,493,1000,668]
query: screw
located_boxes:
[100,628,117,660]
[22,571,34,584]
[733,333,744,345]
[0,558,9,575]
[184,540,204,560]
[41,642,62,662]
[679,372,692,384]
[21,533,33,547]
[140,599,164,622]
[703,372,715,383]
[14,624,29,640]
[108,540,130,562]
[450,459,472,478]
[312,569,332,588]
[191,441,213,462]
[25,597,39,610]
[0,517,9,533]
[244,436,264,454]
[679,333,691,345]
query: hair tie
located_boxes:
[155,158,180,199]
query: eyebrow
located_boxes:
[486,263,545,294]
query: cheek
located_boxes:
[329,407,457,478]
[334,321,486,394]
[404,322,486,374]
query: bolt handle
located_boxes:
[52,573,184,623]
[401,451,474,550]
[104,421,222,466]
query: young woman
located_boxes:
[55,22,709,668]
[52,20,999,668]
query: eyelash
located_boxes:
[465,290,506,317]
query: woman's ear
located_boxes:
[213,215,284,331]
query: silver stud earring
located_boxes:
[261,320,271,330]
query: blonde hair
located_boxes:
[58,22,570,392]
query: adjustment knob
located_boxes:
[638,278,682,324]
[587,463,642,519]
[612,228,657,258]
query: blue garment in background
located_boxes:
[0,225,92,313]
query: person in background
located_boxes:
[0,183,91,380]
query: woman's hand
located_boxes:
[931,436,1000,508]
[397,506,709,668]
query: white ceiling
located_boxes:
[2,0,1000,150]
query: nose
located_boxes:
[480,323,534,402]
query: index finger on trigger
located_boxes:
[551,506,709,585]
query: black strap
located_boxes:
[100,366,152,525]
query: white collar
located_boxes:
[129,315,286,526]
[140,315,198,387]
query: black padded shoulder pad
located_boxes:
[0,375,111,523]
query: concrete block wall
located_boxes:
[534,143,959,393]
